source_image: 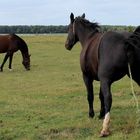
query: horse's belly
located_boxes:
[0,43,8,53]
[0,48,8,53]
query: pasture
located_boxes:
[0,34,140,140]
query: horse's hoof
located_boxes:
[9,69,13,71]
[100,130,110,137]
[89,112,94,118]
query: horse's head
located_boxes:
[22,54,31,70]
[65,13,85,50]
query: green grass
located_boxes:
[0,34,140,140]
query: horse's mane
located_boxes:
[10,34,29,53]
[75,16,100,32]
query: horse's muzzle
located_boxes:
[26,67,30,71]
[65,43,72,50]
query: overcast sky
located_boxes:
[0,0,139,26]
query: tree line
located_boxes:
[0,25,136,34]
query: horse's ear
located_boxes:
[81,13,85,18]
[70,13,74,23]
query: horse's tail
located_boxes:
[125,26,140,64]
[125,26,140,85]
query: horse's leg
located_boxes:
[100,79,112,137]
[0,53,10,72]
[83,74,94,118]
[99,88,105,119]
[9,53,13,70]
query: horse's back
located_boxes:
[0,35,11,53]
[0,34,19,53]
[100,31,130,48]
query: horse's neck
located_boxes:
[19,42,29,57]
[79,35,89,48]
[79,31,100,49]
[20,50,28,60]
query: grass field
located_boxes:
[0,34,140,140]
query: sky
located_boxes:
[0,0,140,26]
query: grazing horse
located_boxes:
[65,13,140,136]
[0,34,30,71]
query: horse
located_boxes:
[65,13,140,137]
[0,34,30,71]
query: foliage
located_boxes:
[0,25,136,34]
[0,25,68,34]
[101,25,135,32]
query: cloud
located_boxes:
[0,0,139,25]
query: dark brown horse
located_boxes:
[0,34,30,71]
[65,13,140,136]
